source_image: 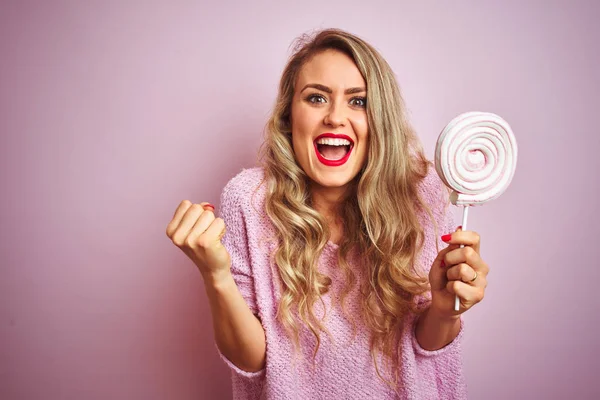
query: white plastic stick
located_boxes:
[455,206,470,311]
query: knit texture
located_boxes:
[217,167,467,400]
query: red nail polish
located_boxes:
[457,226,462,230]
[440,260,446,268]
[441,234,452,242]
[205,203,215,210]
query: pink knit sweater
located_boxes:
[217,167,467,399]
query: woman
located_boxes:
[166,29,489,399]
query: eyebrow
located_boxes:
[300,83,366,95]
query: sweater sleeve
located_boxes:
[403,312,467,399]
[215,172,267,393]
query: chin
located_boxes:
[311,169,360,189]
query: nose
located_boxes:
[323,100,346,127]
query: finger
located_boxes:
[435,244,455,265]
[441,230,480,253]
[446,263,478,285]
[186,210,216,245]
[446,280,484,306]
[171,204,205,246]
[429,244,462,292]
[166,200,193,237]
[197,217,226,248]
[433,243,462,272]
[437,243,461,267]
[444,246,489,275]
[200,202,216,211]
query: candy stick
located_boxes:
[434,112,518,311]
[454,206,470,311]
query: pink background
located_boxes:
[1,1,599,399]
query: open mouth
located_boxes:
[313,134,354,166]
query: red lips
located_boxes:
[313,133,354,167]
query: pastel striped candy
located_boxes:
[434,112,518,206]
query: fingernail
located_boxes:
[204,203,215,210]
[440,260,446,268]
[441,234,452,242]
[457,226,462,230]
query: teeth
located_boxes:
[316,138,352,146]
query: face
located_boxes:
[290,49,369,193]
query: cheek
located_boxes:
[291,104,304,133]
[290,107,311,156]
[291,106,320,149]
[291,105,313,133]
[355,116,369,146]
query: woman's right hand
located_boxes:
[166,200,231,283]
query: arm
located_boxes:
[204,272,266,372]
[165,197,267,374]
[414,173,461,351]
[415,306,461,351]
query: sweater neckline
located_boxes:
[326,240,339,250]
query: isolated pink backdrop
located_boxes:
[1,1,599,399]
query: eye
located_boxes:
[350,97,367,108]
[306,94,327,104]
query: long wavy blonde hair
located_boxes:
[259,28,437,386]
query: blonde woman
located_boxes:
[166,29,489,399]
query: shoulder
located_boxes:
[222,167,265,196]
[220,167,267,213]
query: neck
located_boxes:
[310,183,348,221]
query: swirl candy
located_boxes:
[435,111,518,207]
[434,111,518,310]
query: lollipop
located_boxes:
[435,111,518,310]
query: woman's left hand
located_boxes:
[428,226,490,318]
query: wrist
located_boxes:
[426,305,461,325]
[202,268,234,291]
[415,305,462,351]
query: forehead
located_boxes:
[296,49,365,89]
